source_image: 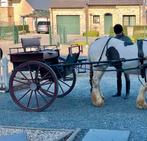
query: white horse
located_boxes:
[88,36,147,109]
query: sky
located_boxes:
[27,0,51,10]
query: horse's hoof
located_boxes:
[136,104,145,109]
[91,94,104,107]
[92,101,104,107]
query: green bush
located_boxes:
[132,34,147,42]
[83,31,99,37]
[132,25,147,42]
[16,25,29,33]
[72,41,88,46]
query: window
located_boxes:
[123,15,136,26]
[93,15,100,24]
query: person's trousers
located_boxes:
[117,71,130,95]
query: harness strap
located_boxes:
[98,37,112,62]
[137,39,144,78]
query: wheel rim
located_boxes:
[56,57,76,97]
[9,61,58,112]
[57,69,76,97]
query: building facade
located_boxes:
[49,0,146,35]
[0,0,14,24]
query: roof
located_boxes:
[27,0,51,10]
[21,10,50,18]
[89,0,143,6]
[50,0,86,8]
[49,0,144,8]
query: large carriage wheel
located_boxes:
[57,57,76,97]
[9,61,58,112]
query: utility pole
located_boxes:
[85,0,89,45]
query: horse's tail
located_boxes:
[89,64,93,92]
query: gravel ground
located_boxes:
[0,126,73,141]
[1,34,147,140]
[0,72,146,141]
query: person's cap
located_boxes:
[113,24,123,34]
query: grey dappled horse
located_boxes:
[88,36,147,109]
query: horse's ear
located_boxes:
[0,48,3,60]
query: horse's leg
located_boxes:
[136,83,147,109]
[91,69,105,107]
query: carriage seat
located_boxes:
[21,37,41,51]
[21,37,58,59]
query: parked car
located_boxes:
[37,21,50,33]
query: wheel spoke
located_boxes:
[27,90,33,108]
[19,71,31,83]
[13,79,30,85]
[40,87,55,96]
[17,89,31,102]
[38,90,49,103]
[47,83,52,91]
[40,71,51,81]
[40,80,52,86]
[35,65,40,81]
[58,82,65,94]
[59,79,71,87]
[28,64,34,82]
[34,90,39,109]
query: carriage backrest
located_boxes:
[21,37,41,52]
[65,53,80,64]
[65,45,80,64]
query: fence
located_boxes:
[0,56,9,92]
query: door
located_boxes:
[104,13,112,35]
[57,15,80,35]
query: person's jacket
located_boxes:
[115,33,133,46]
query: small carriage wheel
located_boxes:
[9,61,58,112]
[57,57,76,97]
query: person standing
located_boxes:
[112,24,133,98]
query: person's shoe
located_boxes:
[112,94,121,97]
[124,93,130,99]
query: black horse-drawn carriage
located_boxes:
[9,38,82,112]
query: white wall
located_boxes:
[0,0,8,7]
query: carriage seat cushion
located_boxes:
[21,37,41,49]
[42,49,58,59]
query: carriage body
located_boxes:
[9,38,80,112]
